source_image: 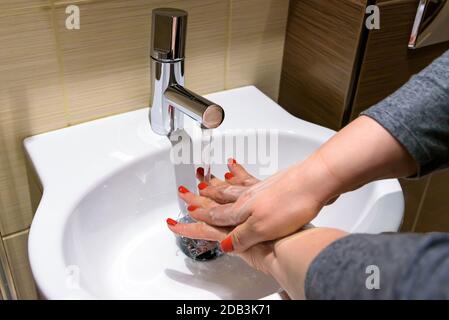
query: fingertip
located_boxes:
[227,157,237,167]
[198,182,208,190]
[178,185,189,194]
[224,172,234,180]
[187,205,199,212]
[196,167,204,177]
[220,235,234,253]
[166,218,178,226]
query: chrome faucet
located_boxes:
[149,8,225,136]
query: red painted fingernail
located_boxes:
[187,205,198,212]
[228,158,237,165]
[166,218,177,226]
[198,182,208,190]
[196,167,204,176]
[178,186,189,194]
[225,172,234,180]
[220,236,234,253]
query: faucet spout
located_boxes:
[165,84,224,129]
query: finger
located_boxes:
[226,158,259,186]
[188,203,245,226]
[196,167,224,187]
[166,219,228,241]
[200,184,249,204]
[178,185,216,208]
[220,193,313,253]
[220,218,268,253]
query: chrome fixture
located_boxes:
[409,0,449,49]
[149,8,225,136]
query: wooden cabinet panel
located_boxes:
[280,0,449,234]
[279,0,367,130]
[415,170,449,232]
[349,0,449,233]
[399,177,430,232]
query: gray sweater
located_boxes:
[305,49,449,300]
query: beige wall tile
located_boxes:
[0,1,50,16]
[0,239,17,299]
[0,7,67,235]
[54,0,227,125]
[53,0,92,5]
[169,0,228,94]
[54,0,160,125]
[0,0,289,299]
[227,0,289,100]
[3,230,38,299]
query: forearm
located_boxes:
[296,50,449,204]
[319,116,417,196]
[266,228,348,299]
[292,116,417,206]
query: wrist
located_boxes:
[268,228,348,299]
[290,151,346,207]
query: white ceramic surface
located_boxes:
[24,86,404,299]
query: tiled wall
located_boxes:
[0,0,289,299]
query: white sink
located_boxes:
[24,86,404,299]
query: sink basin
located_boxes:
[24,86,404,299]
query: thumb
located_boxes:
[220,220,266,253]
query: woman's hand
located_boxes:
[168,158,349,299]
[166,217,275,274]
[177,155,341,253]
[185,116,417,253]
[167,218,347,299]
[176,159,260,227]
[195,158,259,204]
[166,116,418,299]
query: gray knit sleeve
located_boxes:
[361,49,449,177]
[305,233,449,299]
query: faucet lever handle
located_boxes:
[151,8,188,61]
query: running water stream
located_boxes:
[201,128,212,183]
[177,128,223,261]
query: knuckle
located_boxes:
[197,222,207,234]
[208,208,220,224]
[217,189,226,202]
[228,214,240,226]
[249,220,269,238]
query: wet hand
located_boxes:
[175,159,260,226]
